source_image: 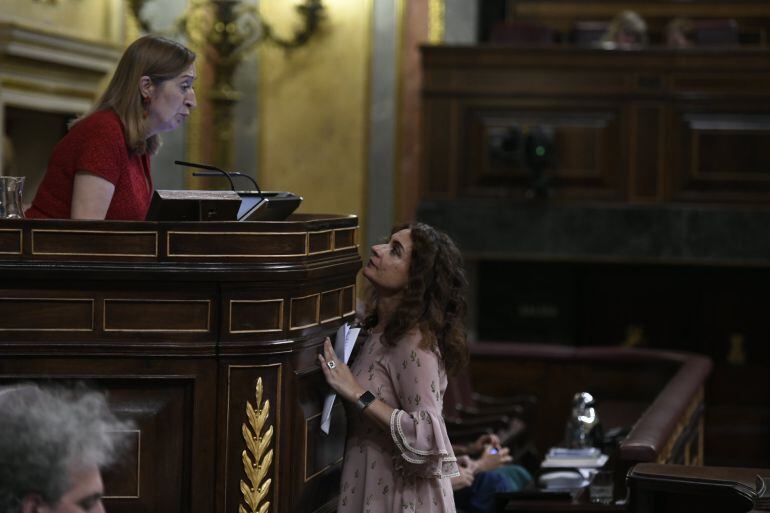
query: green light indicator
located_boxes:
[535,146,545,157]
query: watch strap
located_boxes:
[356,390,376,411]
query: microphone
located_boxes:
[174,160,263,197]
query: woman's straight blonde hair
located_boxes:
[78,35,195,155]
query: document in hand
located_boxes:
[320,323,361,434]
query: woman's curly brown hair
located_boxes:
[363,223,469,375]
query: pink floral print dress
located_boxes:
[337,329,459,513]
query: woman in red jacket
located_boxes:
[26,35,197,220]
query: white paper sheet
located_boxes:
[320,323,361,434]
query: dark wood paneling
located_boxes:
[319,289,341,323]
[671,110,770,202]
[422,46,770,205]
[167,231,307,257]
[105,383,192,513]
[473,259,770,467]
[230,299,284,333]
[31,229,157,258]
[423,98,455,197]
[464,103,623,199]
[631,105,664,200]
[290,294,319,330]
[304,403,346,482]
[103,299,210,332]
[340,286,355,317]
[333,228,357,251]
[0,217,361,513]
[308,230,332,254]
[0,229,22,255]
[0,361,217,513]
[291,361,347,513]
[0,297,93,331]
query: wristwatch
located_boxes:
[356,390,376,411]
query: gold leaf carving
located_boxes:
[240,378,274,513]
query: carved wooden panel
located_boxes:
[423,98,456,197]
[103,299,210,332]
[290,294,320,330]
[167,231,307,258]
[320,289,341,323]
[0,297,93,331]
[333,228,357,251]
[0,369,215,513]
[630,104,665,201]
[340,286,355,317]
[104,382,193,513]
[219,364,282,513]
[31,229,157,258]
[308,230,332,254]
[292,364,347,513]
[422,47,770,205]
[0,229,22,255]
[463,103,624,200]
[671,110,770,202]
[303,403,346,482]
[230,299,285,333]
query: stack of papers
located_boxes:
[320,323,361,434]
[541,447,608,468]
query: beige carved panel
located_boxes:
[0,0,124,44]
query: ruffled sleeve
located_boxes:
[386,331,459,478]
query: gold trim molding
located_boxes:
[240,378,274,513]
[428,0,445,44]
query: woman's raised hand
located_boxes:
[474,445,513,474]
[469,433,502,454]
[318,337,365,403]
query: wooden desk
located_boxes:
[0,215,359,513]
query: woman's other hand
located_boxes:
[474,445,513,473]
[469,433,502,455]
[318,338,365,403]
[451,466,475,491]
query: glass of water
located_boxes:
[0,176,25,219]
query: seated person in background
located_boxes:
[601,11,648,48]
[26,35,197,220]
[0,384,129,513]
[666,18,696,48]
[452,434,533,513]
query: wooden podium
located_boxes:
[0,214,360,513]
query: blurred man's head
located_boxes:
[0,385,128,513]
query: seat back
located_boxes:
[694,19,739,47]
[489,21,555,46]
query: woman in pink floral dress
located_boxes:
[319,223,469,513]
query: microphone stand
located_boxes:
[174,160,263,198]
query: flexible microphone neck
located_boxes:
[175,160,236,192]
